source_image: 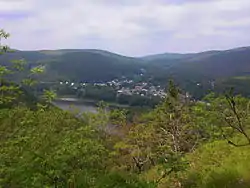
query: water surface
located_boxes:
[53,99,97,113]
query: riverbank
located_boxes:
[53,96,151,121]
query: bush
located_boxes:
[182,137,250,188]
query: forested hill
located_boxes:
[167,47,250,79]
[0,49,145,82]
[45,50,145,82]
[142,46,250,78]
[1,46,250,96]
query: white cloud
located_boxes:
[0,0,33,12]
[1,0,250,55]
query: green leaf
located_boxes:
[30,66,45,74]
[0,66,11,76]
[22,79,37,86]
[11,59,27,71]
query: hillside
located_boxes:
[45,50,145,82]
[1,46,250,97]
[170,47,250,78]
[140,47,250,96]
[142,47,250,78]
[0,49,145,82]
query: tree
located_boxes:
[222,89,250,147]
[113,80,193,185]
[0,29,56,107]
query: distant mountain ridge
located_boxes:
[140,53,191,61]
[140,46,250,60]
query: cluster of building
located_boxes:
[59,78,168,98]
[117,85,167,98]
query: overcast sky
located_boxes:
[1,0,250,56]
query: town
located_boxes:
[43,76,195,108]
[59,78,169,99]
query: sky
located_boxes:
[0,0,250,56]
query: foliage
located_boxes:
[83,85,117,102]
[0,29,56,107]
[181,137,250,188]
[0,106,109,187]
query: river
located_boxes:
[53,98,98,113]
[53,98,124,136]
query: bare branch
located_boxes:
[223,94,250,146]
[227,140,250,147]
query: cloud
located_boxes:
[0,0,250,56]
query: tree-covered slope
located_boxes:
[1,46,250,89]
[141,47,250,96]
[45,50,144,82]
[170,47,250,79]
[141,47,250,78]
[0,49,146,82]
